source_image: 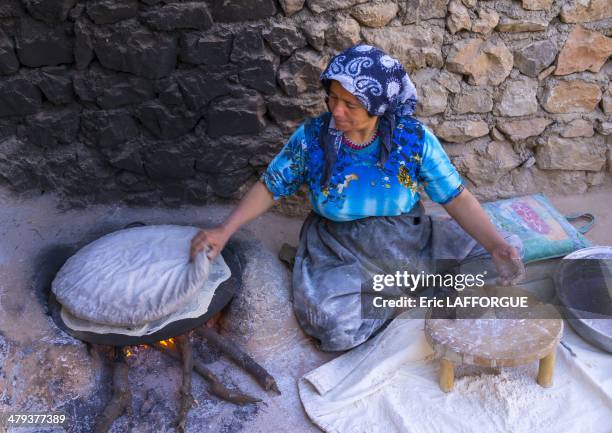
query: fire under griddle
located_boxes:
[46,242,279,433]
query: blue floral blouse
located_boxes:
[261,114,464,222]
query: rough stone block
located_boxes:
[21,107,80,147]
[262,23,307,57]
[513,40,557,78]
[136,101,199,139]
[0,0,25,18]
[74,19,94,70]
[141,2,213,31]
[416,81,448,116]
[536,135,606,171]
[542,80,602,113]
[560,0,611,23]
[0,29,19,75]
[301,20,327,51]
[451,89,492,114]
[457,140,522,186]
[350,1,399,28]
[0,137,44,191]
[446,38,513,85]
[0,77,42,117]
[307,0,368,14]
[278,49,328,97]
[279,0,305,16]
[325,16,361,51]
[496,17,549,32]
[561,119,594,138]
[38,67,74,105]
[143,142,196,180]
[93,21,177,79]
[230,26,265,64]
[155,78,183,106]
[211,0,276,22]
[239,58,277,95]
[15,18,73,67]
[267,94,326,128]
[522,0,553,11]
[207,93,266,137]
[447,0,471,34]
[86,0,138,24]
[497,118,553,142]
[103,144,145,174]
[80,109,139,148]
[471,8,499,35]
[496,77,539,117]
[180,32,232,65]
[361,25,444,71]
[22,0,77,23]
[73,67,154,108]
[175,69,233,111]
[436,120,489,143]
[555,26,612,76]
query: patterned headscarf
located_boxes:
[319,44,418,187]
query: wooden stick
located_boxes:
[153,343,260,405]
[176,335,195,433]
[94,349,132,433]
[197,327,281,394]
[439,358,454,393]
[537,349,556,388]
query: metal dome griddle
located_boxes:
[49,244,242,346]
[555,246,612,353]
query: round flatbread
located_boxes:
[52,225,211,326]
[59,252,231,336]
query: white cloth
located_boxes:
[59,252,230,336]
[52,225,210,326]
[299,309,612,433]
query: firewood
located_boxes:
[176,335,195,433]
[153,342,260,405]
[94,349,132,433]
[197,327,281,394]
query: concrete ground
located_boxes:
[0,184,610,433]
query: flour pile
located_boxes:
[299,313,612,433]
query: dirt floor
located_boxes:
[0,184,610,433]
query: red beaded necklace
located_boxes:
[342,130,380,150]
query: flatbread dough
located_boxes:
[52,225,214,326]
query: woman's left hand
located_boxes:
[490,243,525,286]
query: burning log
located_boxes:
[176,335,195,433]
[153,341,260,405]
[94,348,133,433]
[196,327,281,394]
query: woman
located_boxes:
[191,45,524,351]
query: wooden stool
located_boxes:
[424,287,563,392]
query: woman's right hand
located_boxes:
[190,226,231,261]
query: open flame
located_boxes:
[121,337,177,358]
[158,337,176,350]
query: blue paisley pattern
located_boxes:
[261,113,464,222]
[321,45,417,118]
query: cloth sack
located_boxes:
[482,193,593,263]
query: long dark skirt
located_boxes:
[292,201,524,351]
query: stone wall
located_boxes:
[0,0,610,211]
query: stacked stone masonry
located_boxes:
[0,0,610,211]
